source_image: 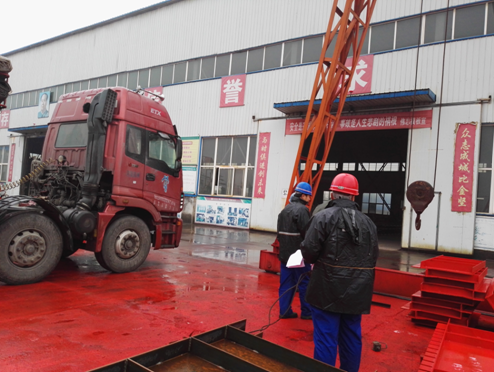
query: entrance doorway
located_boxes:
[20,136,45,196]
[310,129,409,233]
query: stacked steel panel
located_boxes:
[409,256,493,327]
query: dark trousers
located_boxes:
[279,262,312,317]
[311,306,362,372]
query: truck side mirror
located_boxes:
[176,138,183,161]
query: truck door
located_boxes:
[120,124,145,196]
[143,130,182,213]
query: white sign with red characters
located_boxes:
[341,54,374,94]
[0,109,10,129]
[220,75,246,108]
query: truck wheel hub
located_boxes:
[115,230,140,259]
[9,231,46,267]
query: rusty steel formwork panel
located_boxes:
[88,320,343,372]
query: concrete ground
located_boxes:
[0,223,492,371]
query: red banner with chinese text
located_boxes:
[253,133,270,199]
[220,74,246,108]
[285,110,432,135]
[0,109,10,129]
[452,123,477,212]
[7,143,15,182]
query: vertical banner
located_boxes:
[452,122,477,212]
[0,109,10,129]
[7,143,15,182]
[254,133,270,198]
[220,74,246,108]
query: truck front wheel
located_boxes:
[96,215,151,273]
[0,213,63,285]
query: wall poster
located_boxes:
[195,196,251,229]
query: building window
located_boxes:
[215,54,231,77]
[199,136,256,197]
[455,4,485,39]
[396,17,421,49]
[127,71,138,89]
[362,192,391,215]
[231,51,247,75]
[303,36,323,63]
[187,59,200,81]
[201,57,215,79]
[138,69,149,88]
[162,65,173,85]
[370,22,395,53]
[117,73,128,88]
[488,3,494,34]
[0,145,10,182]
[149,67,161,87]
[174,62,186,83]
[264,44,282,69]
[424,11,453,44]
[477,125,493,214]
[283,39,302,66]
[98,76,108,89]
[107,74,117,87]
[247,47,264,72]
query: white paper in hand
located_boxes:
[286,249,305,268]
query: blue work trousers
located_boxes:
[312,306,362,372]
[279,262,312,317]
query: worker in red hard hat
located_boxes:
[276,182,313,320]
[301,173,379,372]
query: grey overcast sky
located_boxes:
[1,0,166,55]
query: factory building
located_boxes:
[1,0,494,254]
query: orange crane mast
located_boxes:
[259,0,376,273]
[288,0,376,210]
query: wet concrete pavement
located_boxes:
[182,224,494,277]
[0,223,492,371]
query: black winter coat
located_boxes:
[301,198,379,314]
[277,195,311,264]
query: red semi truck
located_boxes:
[0,87,183,285]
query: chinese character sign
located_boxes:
[285,110,432,135]
[452,123,477,212]
[7,143,15,182]
[285,118,306,135]
[253,133,270,198]
[0,109,10,129]
[340,54,374,94]
[220,74,246,108]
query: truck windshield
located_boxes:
[55,122,88,148]
[148,132,178,169]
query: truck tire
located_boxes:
[97,215,151,273]
[0,213,63,285]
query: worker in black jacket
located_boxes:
[301,173,379,372]
[277,182,313,320]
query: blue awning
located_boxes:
[274,89,436,116]
[8,125,48,135]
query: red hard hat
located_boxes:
[330,173,359,196]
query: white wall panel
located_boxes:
[402,104,481,254]
[7,0,335,92]
[161,64,317,138]
[250,119,300,232]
